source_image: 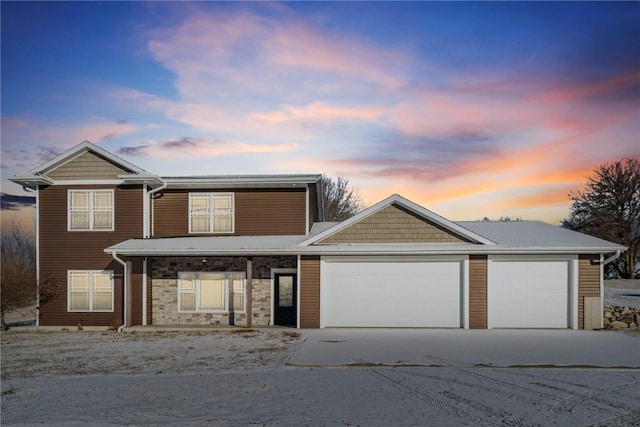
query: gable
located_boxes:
[46,151,132,180]
[317,204,471,244]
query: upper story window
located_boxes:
[189,192,234,234]
[68,189,114,231]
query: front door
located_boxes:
[274,273,297,327]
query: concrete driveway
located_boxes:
[288,329,640,368]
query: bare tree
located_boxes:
[480,216,523,222]
[562,157,640,278]
[1,219,36,329]
[321,175,365,221]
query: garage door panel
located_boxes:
[323,260,462,328]
[490,260,569,328]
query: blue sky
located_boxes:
[2,1,639,233]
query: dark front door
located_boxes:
[274,273,297,327]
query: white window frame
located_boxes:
[67,270,114,312]
[178,271,246,313]
[68,189,114,231]
[188,192,234,234]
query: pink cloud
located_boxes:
[250,102,384,124]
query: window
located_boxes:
[178,272,245,312]
[68,190,114,231]
[68,271,114,312]
[189,193,234,233]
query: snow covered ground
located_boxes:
[604,279,640,307]
[2,329,639,426]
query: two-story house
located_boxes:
[11,141,624,330]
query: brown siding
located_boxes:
[46,151,130,180]
[300,256,320,328]
[39,184,144,326]
[468,255,487,329]
[578,254,600,329]
[153,188,307,237]
[319,204,469,244]
[130,258,144,326]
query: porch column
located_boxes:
[246,257,253,328]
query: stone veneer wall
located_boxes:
[151,256,296,326]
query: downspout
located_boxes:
[603,250,621,266]
[147,180,167,238]
[112,252,128,333]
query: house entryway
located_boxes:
[274,273,297,326]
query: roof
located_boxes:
[9,141,163,188]
[105,220,624,257]
[456,221,623,249]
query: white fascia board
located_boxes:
[163,175,322,189]
[9,174,54,187]
[118,174,165,187]
[299,194,497,246]
[104,242,624,257]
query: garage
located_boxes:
[321,257,464,328]
[488,257,573,328]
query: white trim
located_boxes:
[297,255,301,329]
[54,179,125,186]
[188,192,235,234]
[67,189,115,232]
[29,141,154,177]
[176,271,246,314]
[305,187,309,235]
[599,254,604,329]
[321,254,467,263]
[271,268,297,327]
[142,257,148,326]
[164,175,322,189]
[67,270,115,312]
[143,185,150,238]
[299,194,496,246]
[462,257,469,329]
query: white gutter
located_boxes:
[602,250,622,265]
[105,244,627,257]
[111,252,128,333]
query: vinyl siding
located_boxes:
[468,255,488,329]
[578,254,600,330]
[38,184,143,326]
[153,188,307,237]
[300,256,320,328]
[319,204,469,244]
[131,258,144,326]
[46,151,130,180]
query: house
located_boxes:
[10,141,625,330]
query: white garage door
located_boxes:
[322,258,462,327]
[489,259,569,328]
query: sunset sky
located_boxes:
[2,1,639,234]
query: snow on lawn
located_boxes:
[1,329,302,380]
[2,329,640,426]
